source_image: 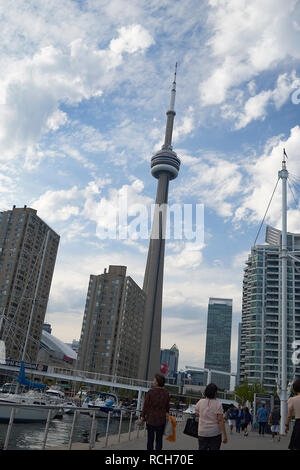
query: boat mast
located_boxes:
[278,149,288,436]
[16,230,50,393]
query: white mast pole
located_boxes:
[279,149,288,436]
[16,230,50,393]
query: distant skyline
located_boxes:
[1,1,300,374]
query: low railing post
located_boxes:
[105,411,111,448]
[41,408,52,450]
[128,411,133,441]
[89,410,97,450]
[118,410,123,442]
[68,410,78,450]
[3,407,15,450]
[137,412,140,439]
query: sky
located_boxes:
[1,0,300,376]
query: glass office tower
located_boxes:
[204,298,232,390]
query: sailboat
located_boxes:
[0,362,62,422]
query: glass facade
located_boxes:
[160,344,179,377]
[204,298,232,390]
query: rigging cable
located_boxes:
[253,177,280,246]
[288,178,299,208]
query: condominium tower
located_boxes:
[204,297,232,390]
[240,226,300,392]
[0,206,60,362]
[77,265,146,379]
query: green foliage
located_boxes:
[235,377,268,405]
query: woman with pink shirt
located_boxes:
[195,383,228,450]
[286,378,300,450]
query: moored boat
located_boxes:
[87,392,122,418]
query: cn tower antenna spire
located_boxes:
[169,62,177,112]
[164,62,178,150]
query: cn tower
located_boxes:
[138,64,181,380]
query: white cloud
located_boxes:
[234,125,300,233]
[47,109,68,131]
[31,186,82,222]
[173,106,195,142]
[227,72,300,129]
[176,154,244,218]
[235,90,273,129]
[0,22,154,163]
[109,24,154,54]
[30,177,154,242]
[200,0,300,106]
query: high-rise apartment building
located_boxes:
[0,206,59,363]
[204,298,232,390]
[240,226,300,393]
[236,322,242,386]
[77,265,146,379]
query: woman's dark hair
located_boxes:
[293,378,300,393]
[154,373,165,387]
[204,383,218,399]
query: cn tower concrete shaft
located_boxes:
[138,65,180,380]
[139,173,170,380]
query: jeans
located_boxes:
[146,423,165,451]
[236,418,241,433]
[198,434,222,450]
[258,422,266,435]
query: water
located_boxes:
[0,413,136,450]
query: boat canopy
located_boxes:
[17,361,46,390]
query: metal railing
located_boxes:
[1,402,64,450]
[0,402,145,450]
[1,403,186,450]
[0,363,152,392]
[52,367,153,390]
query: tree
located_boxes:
[235,377,267,405]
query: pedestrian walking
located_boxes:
[241,406,252,437]
[137,373,170,451]
[235,405,242,433]
[256,404,268,437]
[269,406,281,442]
[226,404,236,434]
[194,383,228,450]
[286,378,300,450]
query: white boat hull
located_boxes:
[0,401,57,423]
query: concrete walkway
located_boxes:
[51,422,291,451]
